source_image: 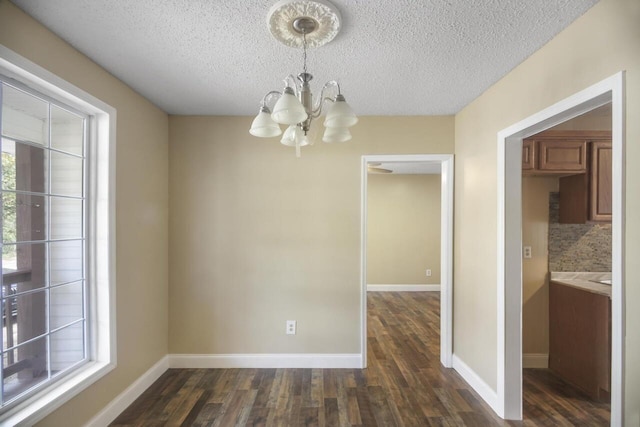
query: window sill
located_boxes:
[0,361,115,426]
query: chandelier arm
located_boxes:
[311,80,341,116]
[261,90,283,109]
[283,74,301,95]
[309,97,335,119]
[324,80,342,95]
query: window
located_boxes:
[0,47,115,426]
[0,80,87,409]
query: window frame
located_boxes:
[0,46,116,426]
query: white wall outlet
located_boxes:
[286,320,296,335]
[426,269,432,277]
[523,246,532,259]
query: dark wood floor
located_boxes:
[111,292,610,426]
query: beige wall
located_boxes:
[168,116,454,354]
[522,177,558,355]
[367,174,441,285]
[550,103,612,131]
[0,2,169,426]
[454,0,639,422]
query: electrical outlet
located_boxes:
[523,246,532,259]
[286,320,296,335]
[426,269,432,277]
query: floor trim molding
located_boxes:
[169,353,363,369]
[85,355,169,427]
[523,353,549,369]
[452,354,500,416]
[367,284,441,292]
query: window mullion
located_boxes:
[82,115,89,362]
[46,102,51,383]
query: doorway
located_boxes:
[360,154,454,368]
[497,73,625,424]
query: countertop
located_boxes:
[550,272,612,298]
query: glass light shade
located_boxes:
[322,126,351,143]
[249,109,282,137]
[271,88,308,125]
[280,125,311,147]
[323,95,358,128]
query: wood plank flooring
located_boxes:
[111,292,610,426]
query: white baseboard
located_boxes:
[523,353,548,369]
[367,284,441,292]
[452,354,500,416]
[84,355,169,427]
[169,353,363,369]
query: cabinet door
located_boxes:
[549,282,611,401]
[522,139,535,170]
[590,141,612,221]
[559,173,588,224]
[538,139,587,172]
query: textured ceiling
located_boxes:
[10,0,598,116]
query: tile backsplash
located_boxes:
[548,192,612,272]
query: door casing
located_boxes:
[497,72,625,424]
[360,154,454,368]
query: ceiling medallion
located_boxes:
[267,0,342,49]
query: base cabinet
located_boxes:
[549,282,611,401]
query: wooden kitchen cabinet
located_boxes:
[538,139,588,172]
[559,137,612,223]
[522,130,611,223]
[559,173,588,223]
[522,132,588,174]
[590,141,612,221]
[522,139,535,171]
[549,282,611,402]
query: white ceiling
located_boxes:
[10,0,598,116]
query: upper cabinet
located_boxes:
[538,139,588,172]
[523,132,589,174]
[522,131,612,223]
[522,139,535,171]
[590,140,612,221]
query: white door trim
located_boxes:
[497,72,625,424]
[360,154,454,368]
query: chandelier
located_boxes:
[249,0,358,157]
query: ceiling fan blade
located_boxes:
[367,166,392,174]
